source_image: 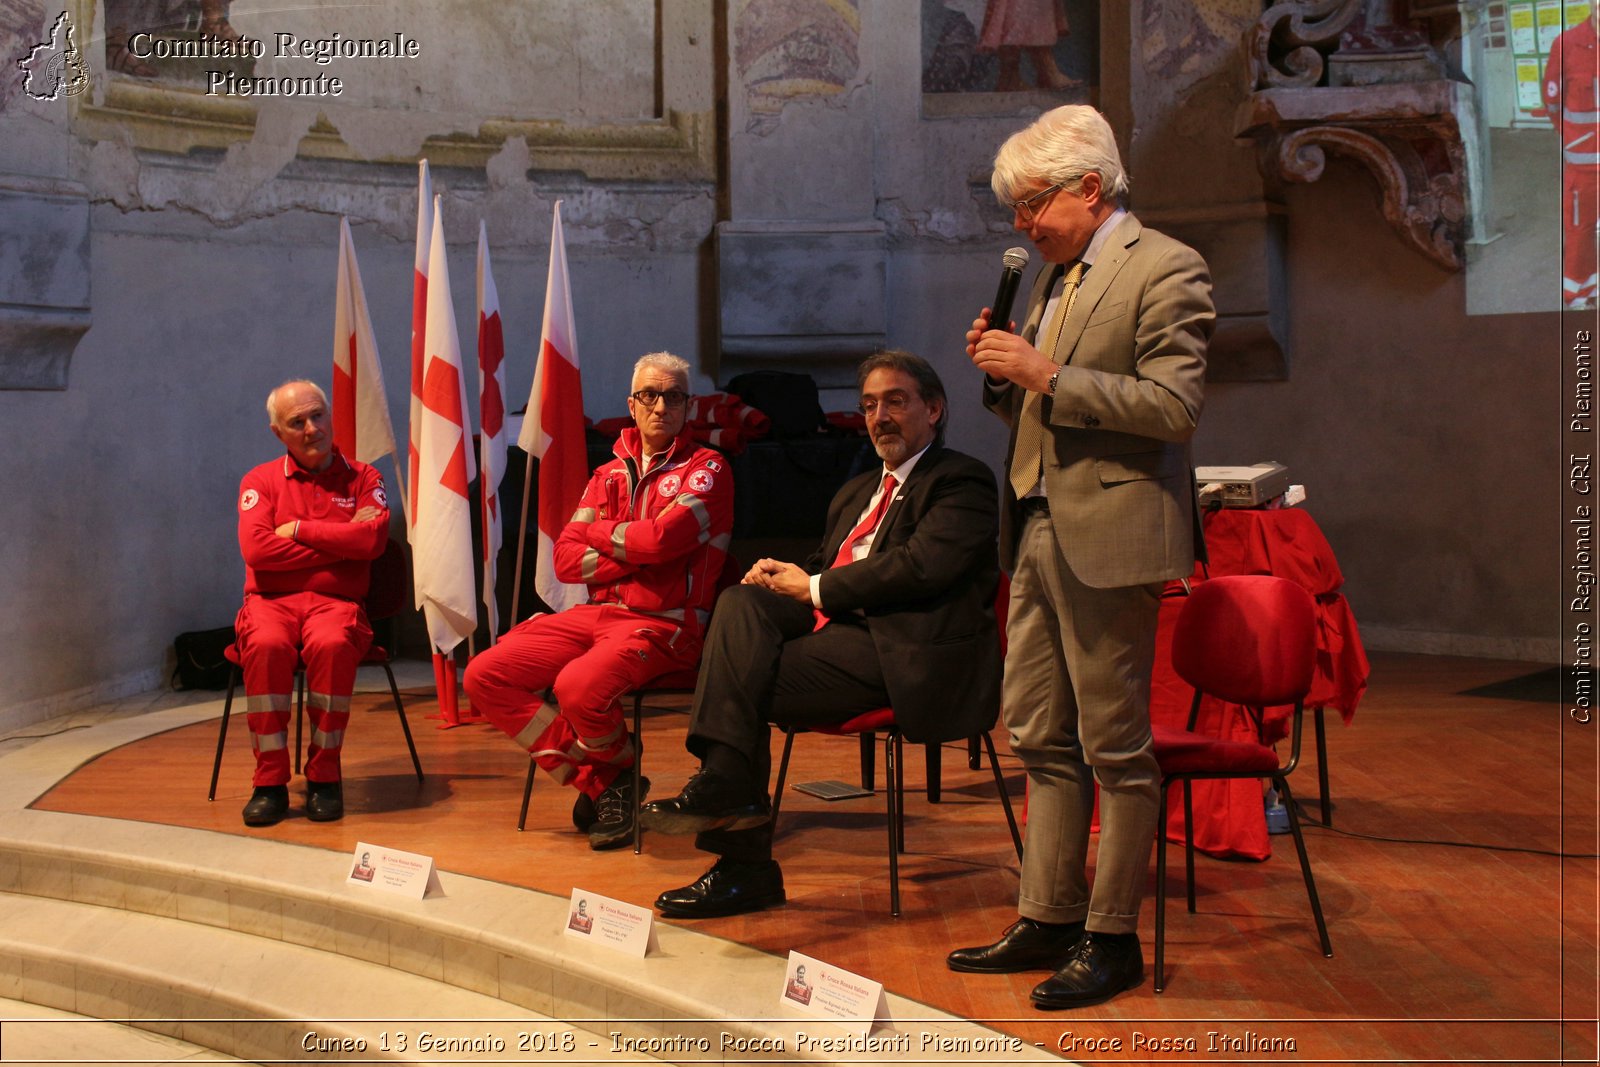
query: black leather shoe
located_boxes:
[588,776,649,851]
[947,917,1086,973]
[1030,932,1144,1010]
[241,785,289,827]
[639,769,769,835]
[305,780,344,822]
[655,858,786,918]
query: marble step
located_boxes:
[0,998,237,1065]
[0,891,621,1065]
[0,694,1059,1066]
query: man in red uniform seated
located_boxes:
[236,379,390,827]
[464,352,734,850]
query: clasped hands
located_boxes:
[967,309,1057,394]
[743,558,811,602]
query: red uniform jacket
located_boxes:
[238,447,389,600]
[1545,17,1600,166]
[554,427,733,638]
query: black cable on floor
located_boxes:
[1292,803,1600,860]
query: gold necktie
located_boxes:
[1007,260,1087,499]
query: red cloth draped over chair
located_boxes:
[1148,507,1370,860]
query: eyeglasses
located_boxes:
[629,388,689,409]
[1011,183,1063,223]
[858,393,916,417]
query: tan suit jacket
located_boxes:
[986,213,1213,587]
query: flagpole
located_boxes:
[509,452,536,625]
[482,469,499,647]
[483,467,498,649]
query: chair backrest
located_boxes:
[365,538,410,622]
[715,552,744,598]
[1170,575,1315,708]
[996,571,1011,655]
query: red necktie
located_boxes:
[814,473,897,631]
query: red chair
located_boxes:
[206,539,424,800]
[1152,574,1333,992]
[768,580,1023,917]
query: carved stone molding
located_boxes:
[1237,0,1469,272]
[1245,0,1365,89]
[1240,81,1469,271]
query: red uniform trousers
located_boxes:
[463,603,700,799]
[1564,164,1600,305]
[235,591,372,787]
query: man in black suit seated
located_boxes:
[641,350,1001,917]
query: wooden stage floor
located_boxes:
[28,651,1599,1065]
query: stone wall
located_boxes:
[0,0,1562,727]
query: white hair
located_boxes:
[990,105,1130,206]
[632,351,691,390]
[266,379,328,428]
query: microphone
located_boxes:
[989,246,1030,332]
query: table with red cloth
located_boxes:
[1148,506,1369,860]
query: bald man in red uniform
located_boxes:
[235,380,389,826]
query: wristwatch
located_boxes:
[1046,369,1060,396]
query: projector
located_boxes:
[1195,462,1291,508]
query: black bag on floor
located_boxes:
[172,626,236,690]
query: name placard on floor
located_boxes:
[345,841,437,899]
[779,950,886,1037]
[563,888,654,957]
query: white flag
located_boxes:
[521,201,588,614]
[413,196,479,655]
[331,219,400,480]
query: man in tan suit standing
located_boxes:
[949,105,1213,1009]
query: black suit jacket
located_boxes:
[808,445,1002,744]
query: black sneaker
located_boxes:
[588,776,649,851]
[574,732,639,831]
[572,790,598,833]
[242,785,289,827]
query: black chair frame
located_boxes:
[517,681,696,854]
[771,725,1023,917]
[1154,695,1333,993]
[207,658,424,801]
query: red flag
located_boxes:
[406,159,432,542]
[414,195,479,655]
[331,218,401,480]
[520,201,587,614]
[476,220,507,641]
